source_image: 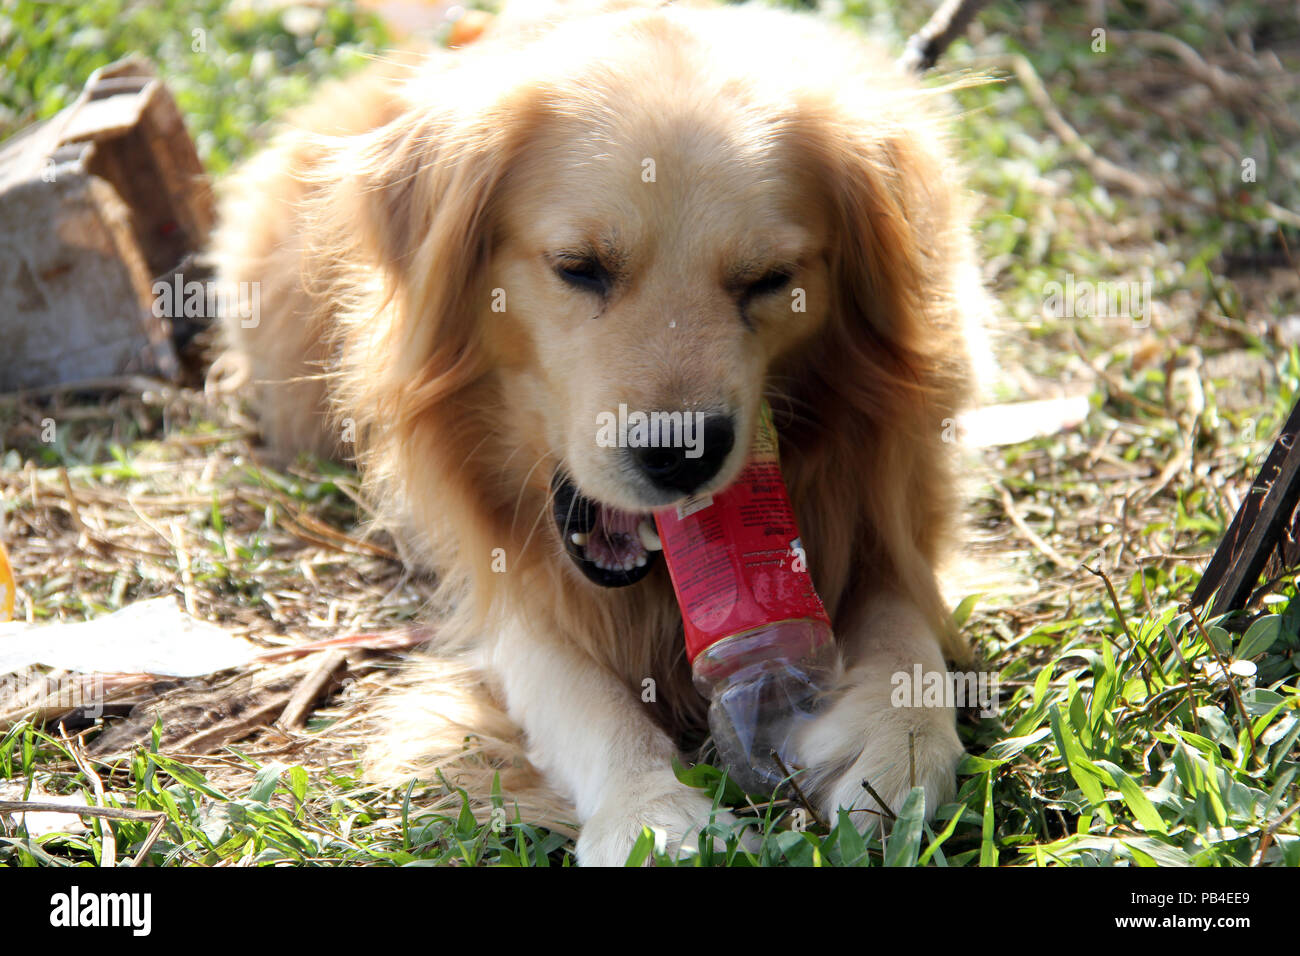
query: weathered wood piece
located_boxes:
[1191,397,1300,616]
[0,58,213,391]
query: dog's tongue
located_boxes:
[585,506,648,571]
[552,470,664,579]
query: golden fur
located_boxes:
[211,0,992,864]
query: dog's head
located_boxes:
[329,4,976,591]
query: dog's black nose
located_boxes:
[630,412,736,494]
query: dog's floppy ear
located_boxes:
[785,97,984,658]
[793,100,978,421]
[345,105,495,278]
[315,89,542,427]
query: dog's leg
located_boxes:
[490,617,738,866]
[794,594,966,831]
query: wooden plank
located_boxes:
[0,57,212,391]
[0,156,177,391]
[1190,397,1300,615]
[62,59,214,277]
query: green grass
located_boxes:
[5,587,1296,866]
[1,0,1298,865]
[0,0,390,173]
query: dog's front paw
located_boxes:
[576,773,738,867]
[793,684,964,833]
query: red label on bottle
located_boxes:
[654,404,831,662]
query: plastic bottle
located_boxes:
[654,402,840,794]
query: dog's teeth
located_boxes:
[635,554,647,568]
[637,520,662,551]
[571,532,589,546]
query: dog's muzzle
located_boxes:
[551,469,662,587]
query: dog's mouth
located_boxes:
[551,469,663,588]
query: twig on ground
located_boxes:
[1251,797,1300,867]
[899,0,990,73]
[859,776,898,822]
[277,649,349,730]
[1182,603,1257,762]
[61,724,116,866]
[1083,564,1166,696]
[0,800,162,822]
[128,813,169,866]
[769,750,828,830]
[990,54,1164,198]
[997,483,1071,571]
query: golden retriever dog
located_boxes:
[210,0,992,865]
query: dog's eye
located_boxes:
[554,257,611,295]
[744,269,792,299]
